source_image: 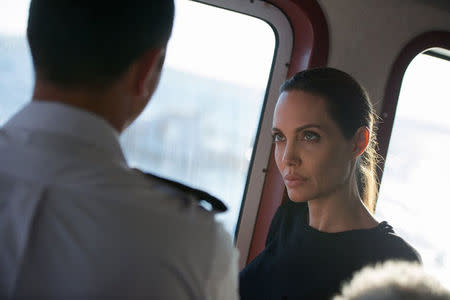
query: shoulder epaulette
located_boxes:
[135,169,228,213]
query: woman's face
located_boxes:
[272,90,355,203]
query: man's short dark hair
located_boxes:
[27,0,174,89]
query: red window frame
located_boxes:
[377,31,450,188]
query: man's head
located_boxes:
[27,0,175,131]
[27,0,174,89]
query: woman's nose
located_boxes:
[283,141,301,166]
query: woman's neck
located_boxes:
[307,184,378,233]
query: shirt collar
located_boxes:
[4,100,127,163]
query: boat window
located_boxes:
[376,48,450,288]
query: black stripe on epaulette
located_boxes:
[135,169,228,213]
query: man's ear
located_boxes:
[134,48,165,98]
[352,126,370,158]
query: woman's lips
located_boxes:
[284,174,308,188]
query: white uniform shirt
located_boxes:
[0,101,239,300]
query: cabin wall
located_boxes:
[317,0,450,112]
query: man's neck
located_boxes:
[32,80,129,133]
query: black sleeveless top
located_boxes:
[239,200,421,300]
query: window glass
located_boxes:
[121,0,276,235]
[376,50,450,288]
[0,0,33,125]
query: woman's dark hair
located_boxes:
[27,0,174,89]
[280,67,380,213]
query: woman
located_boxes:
[239,68,420,300]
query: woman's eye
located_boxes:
[303,131,320,142]
[272,132,285,143]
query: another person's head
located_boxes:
[272,67,379,212]
[333,260,450,300]
[27,0,175,130]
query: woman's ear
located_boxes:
[352,126,370,158]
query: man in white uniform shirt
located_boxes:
[0,1,239,299]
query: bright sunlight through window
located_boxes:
[376,49,450,288]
